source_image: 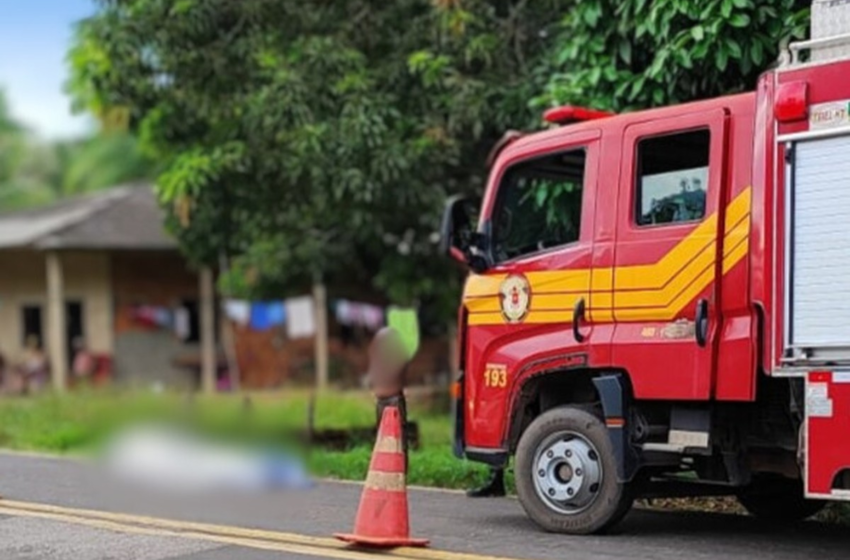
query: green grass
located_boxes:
[0,388,490,488]
[2,388,847,523]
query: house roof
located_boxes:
[0,184,178,251]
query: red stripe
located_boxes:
[370,451,406,473]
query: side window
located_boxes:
[492,149,586,263]
[636,129,710,226]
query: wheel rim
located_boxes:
[532,431,603,515]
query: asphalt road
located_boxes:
[0,451,848,560]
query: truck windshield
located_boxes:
[491,149,586,263]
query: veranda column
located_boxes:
[46,251,67,393]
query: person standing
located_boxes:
[367,327,410,471]
[71,337,96,389]
[18,335,49,394]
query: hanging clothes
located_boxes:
[335,300,355,326]
[286,296,316,339]
[266,301,286,326]
[224,300,251,326]
[133,306,172,329]
[387,306,420,359]
[360,304,385,331]
[334,299,384,331]
[174,307,191,341]
[250,301,287,331]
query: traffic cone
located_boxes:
[334,405,429,547]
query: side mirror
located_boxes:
[440,195,489,273]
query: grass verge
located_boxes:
[0,388,490,489]
[0,389,847,523]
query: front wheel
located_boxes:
[515,406,633,535]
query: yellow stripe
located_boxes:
[591,267,614,290]
[723,214,750,257]
[468,312,505,326]
[613,240,716,309]
[523,270,590,293]
[613,214,718,290]
[723,232,749,274]
[465,297,501,314]
[724,187,752,234]
[615,263,716,322]
[464,275,505,298]
[463,187,752,325]
[0,499,524,560]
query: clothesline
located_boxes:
[222,296,420,355]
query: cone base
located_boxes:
[333,533,430,548]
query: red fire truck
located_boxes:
[442,4,850,535]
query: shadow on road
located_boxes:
[478,506,850,560]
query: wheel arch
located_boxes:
[506,368,639,482]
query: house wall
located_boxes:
[0,250,112,361]
[111,251,206,389]
[231,321,451,390]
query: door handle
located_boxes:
[572,298,586,343]
[695,299,709,347]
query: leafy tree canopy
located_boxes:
[0,89,25,187]
[68,0,572,314]
[68,0,812,319]
[537,0,809,111]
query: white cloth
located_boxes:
[224,299,250,325]
[285,296,316,339]
[174,307,190,341]
[335,299,384,331]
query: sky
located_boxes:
[0,0,96,139]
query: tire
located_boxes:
[737,474,826,523]
[515,406,634,535]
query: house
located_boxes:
[0,185,218,392]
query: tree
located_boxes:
[0,89,24,187]
[68,0,812,318]
[59,132,155,195]
[67,0,572,315]
[536,0,810,111]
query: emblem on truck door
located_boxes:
[499,274,531,323]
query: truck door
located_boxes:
[461,130,604,450]
[611,109,728,400]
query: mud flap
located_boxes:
[805,370,850,500]
[593,374,639,482]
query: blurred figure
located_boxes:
[0,350,6,391]
[17,335,49,394]
[367,327,410,470]
[72,337,96,388]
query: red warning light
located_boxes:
[543,105,615,125]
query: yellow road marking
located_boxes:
[0,505,385,560]
[0,499,522,560]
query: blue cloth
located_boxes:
[266,302,286,326]
[250,302,287,331]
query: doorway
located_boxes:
[66,301,84,368]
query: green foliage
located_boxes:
[67,0,572,312]
[0,89,25,187]
[62,133,155,195]
[67,0,815,318]
[0,131,154,211]
[538,0,810,111]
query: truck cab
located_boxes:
[442,9,850,535]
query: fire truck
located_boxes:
[442,1,850,535]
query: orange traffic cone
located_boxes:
[334,405,429,547]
